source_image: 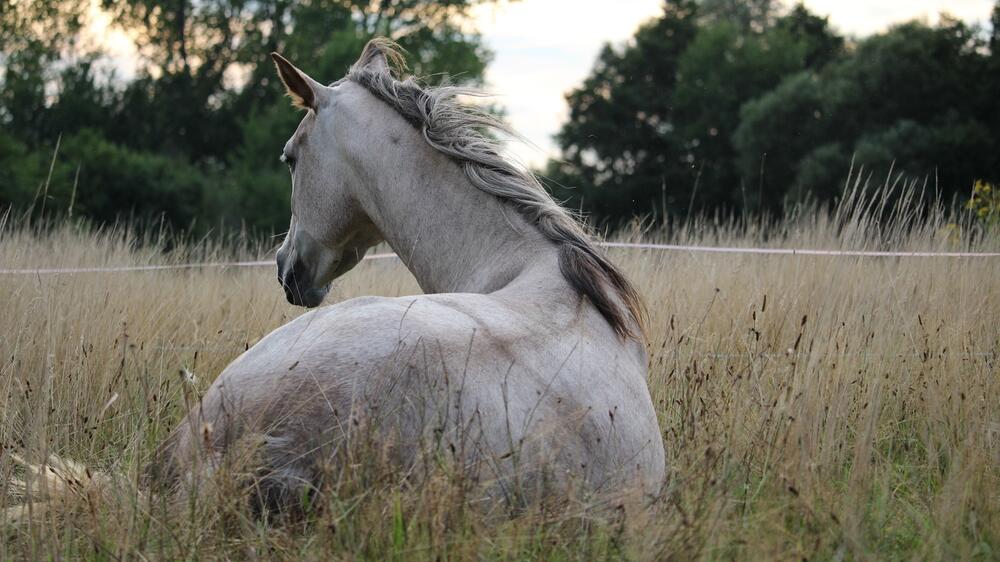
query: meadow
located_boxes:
[1,185,999,560]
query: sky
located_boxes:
[472,0,997,166]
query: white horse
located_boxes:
[154,39,665,509]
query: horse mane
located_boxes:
[346,38,647,341]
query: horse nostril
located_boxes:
[277,258,312,306]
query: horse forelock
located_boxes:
[345,38,648,341]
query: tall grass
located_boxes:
[1,183,998,560]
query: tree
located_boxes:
[774,4,843,68]
[550,1,998,224]
[986,0,1000,178]
[0,0,499,232]
[549,1,842,222]
[735,18,995,207]
[670,17,826,211]
[0,0,88,59]
[546,1,700,221]
[698,0,776,30]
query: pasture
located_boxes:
[2,191,999,560]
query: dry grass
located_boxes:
[1,186,999,560]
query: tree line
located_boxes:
[1,0,999,232]
[549,0,1000,223]
[0,0,493,231]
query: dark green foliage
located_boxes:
[551,1,1000,225]
[735,18,996,209]
[0,133,45,207]
[57,129,214,227]
[1,128,216,227]
[670,17,818,210]
[0,0,494,232]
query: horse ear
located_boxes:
[365,51,390,73]
[271,52,321,110]
[354,38,408,76]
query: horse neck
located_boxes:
[356,132,557,295]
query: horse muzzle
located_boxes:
[277,256,329,308]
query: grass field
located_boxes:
[2,187,999,560]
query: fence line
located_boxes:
[0,253,397,275]
[1,243,998,275]
[600,242,1000,258]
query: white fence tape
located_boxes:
[600,242,1000,258]
[0,253,398,275]
[1,243,998,275]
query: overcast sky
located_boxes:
[472,0,996,167]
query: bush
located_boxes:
[0,129,220,229]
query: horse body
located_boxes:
[157,40,665,506]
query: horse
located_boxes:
[152,38,665,510]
